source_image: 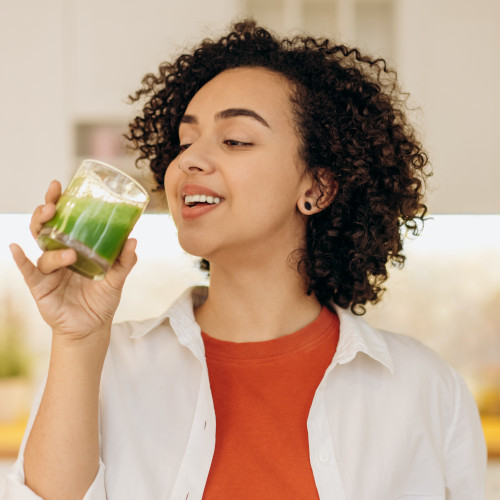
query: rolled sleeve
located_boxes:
[1,458,106,500]
[1,458,42,500]
[0,376,107,500]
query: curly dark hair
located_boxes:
[126,19,430,314]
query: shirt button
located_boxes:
[318,453,330,463]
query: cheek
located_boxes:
[164,161,181,211]
[233,174,299,224]
[163,160,182,226]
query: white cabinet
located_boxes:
[0,0,69,212]
[2,0,499,213]
[1,0,240,213]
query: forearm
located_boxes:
[24,332,109,500]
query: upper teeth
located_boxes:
[184,194,222,206]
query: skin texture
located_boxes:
[10,181,138,499]
[9,67,327,498]
[127,20,430,314]
[8,20,429,498]
[166,68,317,267]
[165,67,327,342]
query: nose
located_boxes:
[177,140,215,175]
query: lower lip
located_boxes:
[181,202,222,220]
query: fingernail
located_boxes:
[62,250,72,259]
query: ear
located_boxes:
[297,169,338,215]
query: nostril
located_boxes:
[178,153,214,173]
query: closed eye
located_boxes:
[178,140,252,153]
[224,140,253,147]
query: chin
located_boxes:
[177,235,211,260]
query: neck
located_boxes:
[194,255,322,343]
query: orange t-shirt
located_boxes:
[201,307,340,500]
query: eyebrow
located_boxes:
[180,108,270,128]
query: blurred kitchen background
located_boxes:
[1,0,499,496]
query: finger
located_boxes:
[45,180,62,204]
[9,243,42,289]
[113,238,138,275]
[105,239,138,290]
[30,203,57,239]
[36,248,77,275]
[29,181,61,239]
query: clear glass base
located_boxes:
[37,227,111,280]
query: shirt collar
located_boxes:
[332,304,394,373]
[130,286,393,373]
[129,285,208,358]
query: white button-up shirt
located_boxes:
[1,286,487,499]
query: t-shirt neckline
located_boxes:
[201,306,339,361]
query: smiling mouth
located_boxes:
[184,194,223,207]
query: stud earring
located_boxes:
[304,201,312,211]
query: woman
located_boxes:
[3,20,486,500]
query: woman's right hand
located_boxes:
[10,180,138,344]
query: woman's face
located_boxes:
[164,66,313,267]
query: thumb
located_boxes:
[9,243,41,289]
[104,239,138,291]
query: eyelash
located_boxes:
[224,140,253,147]
[178,140,253,152]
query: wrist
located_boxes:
[51,327,111,360]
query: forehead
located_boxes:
[184,67,295,126]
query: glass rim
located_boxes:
[82,158,150,201]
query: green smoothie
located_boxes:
[37,195,142,279]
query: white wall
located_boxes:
[1,0,499,214]
[69,0,242,119]
[395,0,500,213]
[0,0,242,213]
[0,1,69,212]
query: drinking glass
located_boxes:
[37,159,149,280]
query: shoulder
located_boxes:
[335,306,456,382]
[377,323,460,394]
[329,312,487,492]
[378,326,487,478]
[335,307,467,407]
[335,312,479,429]
[367,324,472,421]
[343,307,456,378]
[382,328,455,378]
